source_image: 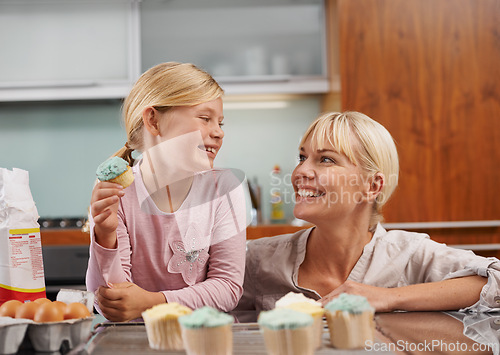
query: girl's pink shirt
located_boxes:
[86,163,248,312]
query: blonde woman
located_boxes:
[87,62,247,321]
[237,111,500,313]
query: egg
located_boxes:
[64,302,91,320]
[33,297,52,305]
[0,299,23,318]
[15,301,40,320]
[34,302,64,322]
[53,300,67,313]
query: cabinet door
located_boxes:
[0,0,140,101]
[140,0,328,94]
[338,0,500,239]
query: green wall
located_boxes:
[0,96,321,221]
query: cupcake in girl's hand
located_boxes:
[324,293,375,349]
[96,156,134,188]
[142,302,192,350]
[178,306,234,355]
[258,307,315,355]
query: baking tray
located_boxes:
[73,321,393,355]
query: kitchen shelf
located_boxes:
[0,84,133,102]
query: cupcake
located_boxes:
[142,302,192,350]
[96,156,134,188]
[274,292,321,308]
[324,293,374,349]
[178,306,234,355]
[258,308,315,355]
[276,302,324,349]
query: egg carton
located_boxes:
[57,288,95,314]
[0,316,94,354]
[0,317,31,355]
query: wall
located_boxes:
[0,96,324,220]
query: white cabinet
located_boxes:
[0,0,140,102]
[140,0,329,95]
[0,0,330,101]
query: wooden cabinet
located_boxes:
[326,0,500,249]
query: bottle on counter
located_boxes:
[247,177,262,226]
[269,165,286,224]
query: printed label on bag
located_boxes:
[0,228,46,303]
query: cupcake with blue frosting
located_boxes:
[324,293,374,349]
[258,307,315,355]
[275,292,325,349]
[96,156,134,188]
[178,306,234,355]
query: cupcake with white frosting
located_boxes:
[324,293,374,349]
[274,292,321,308]
[142,302,192,350]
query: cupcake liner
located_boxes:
[261,326,314,355]
[326,309,374,349]
[311,314,324,349]
[181,323,233,355]
[109,166,134,188]
[143,317,184,350]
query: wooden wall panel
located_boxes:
[338,0,500,224]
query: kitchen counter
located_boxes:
[40,223,500,259]
[40,224,311,244]
[71,311,499,354]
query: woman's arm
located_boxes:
[320,276,487,312]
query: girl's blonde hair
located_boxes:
[114,62,224,164]
[300,111,399,230]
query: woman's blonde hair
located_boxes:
[114,62,224,164]
[300,111,399,230]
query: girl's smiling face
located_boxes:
[155,97,224,167]
[291,135,372,224]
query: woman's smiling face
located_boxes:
[291,134,371,224]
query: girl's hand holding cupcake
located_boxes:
[90,181,125,249]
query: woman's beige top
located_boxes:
[236,224,500,313]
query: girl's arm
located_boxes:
[86,192,132,296]
[320,276,487,312]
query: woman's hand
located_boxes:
[96,282,166,322]
[320,280,394,312]
[90,181,124,248]
[320,276,486,313]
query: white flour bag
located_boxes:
[0,168,46,304]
